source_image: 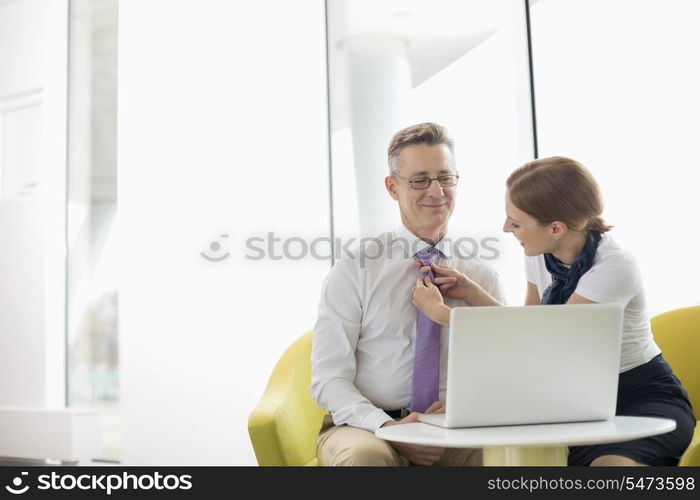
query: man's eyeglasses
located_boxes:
[395,174,459,190]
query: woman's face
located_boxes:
[503,193,555,256]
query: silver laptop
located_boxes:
[418,304,623,428]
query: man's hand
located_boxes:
[425,399,446,414]
[381,412,445,466]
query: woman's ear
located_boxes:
[551,221,568,240]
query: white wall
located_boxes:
[0,0,67,408]
[119,0,330,464]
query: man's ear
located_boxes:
[551,221,568,240]
[385,175,399,200]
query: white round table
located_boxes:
[375,416,676,465]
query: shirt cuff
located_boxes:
[361,407,395,433]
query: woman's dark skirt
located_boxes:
[568,354,696,466]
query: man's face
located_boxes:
[385,144,456,239]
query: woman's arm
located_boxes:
[420,262,504,307]
[525,282,540,306]
[417,278,597,327]
[566,293,597,305]
[528,283,596,306]
[411,268,505,327]
[458,279,504,307]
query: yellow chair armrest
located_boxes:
[248,332,326,466]
[678,424,700,466]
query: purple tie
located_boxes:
[410,246,441,413]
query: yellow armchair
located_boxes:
[651,306,700,466]
[248,331,327,466]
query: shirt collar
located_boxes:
[392,224,453,259]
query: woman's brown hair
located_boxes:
[506,156,612,233]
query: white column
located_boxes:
[0,0,67,408]
[340,34,411,238]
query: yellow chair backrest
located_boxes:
[651,306,700,466]
[248,331,327,466]
[651,306,700,416]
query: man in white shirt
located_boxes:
[310,123,505,466]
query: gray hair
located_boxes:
[387,122,455,175]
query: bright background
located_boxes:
[0,0,697,465]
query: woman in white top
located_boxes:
[412,156,695,466]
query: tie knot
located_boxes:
[415,246,440,266]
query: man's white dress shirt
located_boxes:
[310,225,506,432]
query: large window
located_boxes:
[327,0,536,305]
[59,0,700,466]
[67,0,119,461]
[530,0,700,313]
[117,0,330,464]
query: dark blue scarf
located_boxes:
[540,231,602,305]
